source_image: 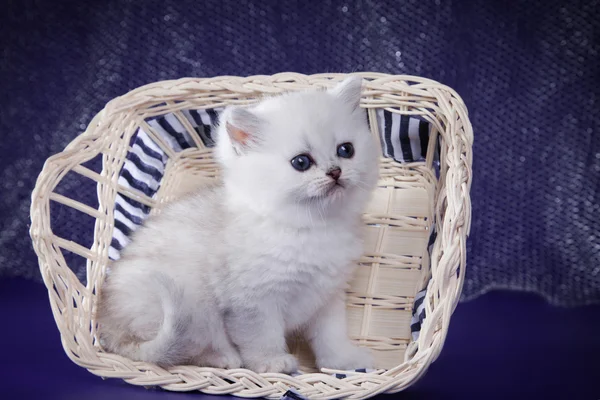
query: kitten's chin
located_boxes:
[307,182,345,202]
[299,185,367,221]
[324,182,345,198]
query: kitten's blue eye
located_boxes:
[337,143,354,158]
[291,154,313,171]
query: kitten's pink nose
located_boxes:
[327,167,342,181]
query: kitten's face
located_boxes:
[217,78,379,225]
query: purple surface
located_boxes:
[1,278,598,399]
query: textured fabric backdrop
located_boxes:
[1,0,599,306]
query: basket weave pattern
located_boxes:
[30,73,472,399]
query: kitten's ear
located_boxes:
[223,107,263,153]
[330,76,363,109]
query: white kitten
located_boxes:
[97,77,380,373]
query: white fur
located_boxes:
[97,77,379,373]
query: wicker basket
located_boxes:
[30,73,472,399]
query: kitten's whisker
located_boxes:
[351,178,374,192]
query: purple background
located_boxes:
[1,1,599,398]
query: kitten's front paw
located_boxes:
[192,351,242,369]
[317,346,373,370]
[203,351,243,369]
[246,353,298,374]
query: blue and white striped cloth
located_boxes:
[376,109,434,164]
[109,109,219,261]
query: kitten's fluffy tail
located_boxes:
[114,273,191,365]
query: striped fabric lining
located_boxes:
[108,109,220,261]
[146,109,219,151]
[376,109,435,164]
[108,128,164,261]
[410,289,427,342]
